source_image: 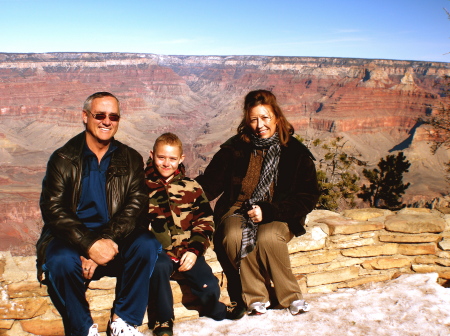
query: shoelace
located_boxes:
[160,321,171,328]
[155,320,172,329]
[226,302,238,313]
[111,319,142,336]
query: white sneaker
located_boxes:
[247,301,270,315]
[110,317,143,336]
[87,324,100,336]
[289,300,310,315]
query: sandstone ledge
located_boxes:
[1,208,450,335]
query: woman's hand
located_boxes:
[80,256,98,280]
[178,251,197,272]
[247,205,263,223]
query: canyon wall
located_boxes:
[0,52,449,253]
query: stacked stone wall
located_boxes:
[1,207,449,335]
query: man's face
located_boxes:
[150,143,185,180]
[82,96,120,146]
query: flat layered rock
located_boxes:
[342,208,393,221]
[385,214,445,233]
[317,217,385,235]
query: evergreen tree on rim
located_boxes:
[358,152,411,210]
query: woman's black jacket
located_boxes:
[196,135,320,236]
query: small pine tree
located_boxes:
[297,136,364,211]
[358,152,411,210]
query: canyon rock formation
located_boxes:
[0,52,449,254]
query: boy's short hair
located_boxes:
[153,132,183,155]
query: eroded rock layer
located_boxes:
[0,52,448,254]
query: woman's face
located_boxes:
[248,104,278,139]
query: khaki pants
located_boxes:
[219,207,303,308]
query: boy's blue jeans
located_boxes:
[149,251,227,322]
[43,231,161,336]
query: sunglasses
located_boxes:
[87,110,121,122]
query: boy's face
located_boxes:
[150,143,185,180]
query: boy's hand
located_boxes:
[178,251,197,272]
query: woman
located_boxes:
[196,90,320,315]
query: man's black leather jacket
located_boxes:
[36,132,148,281]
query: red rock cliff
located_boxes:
[0,52,448,254]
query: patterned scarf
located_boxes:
[238,132,281,263]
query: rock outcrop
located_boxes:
[2,208,450,335]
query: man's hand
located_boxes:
[80,256,98,280]
[88,238,118,266]
[178,251,197,272]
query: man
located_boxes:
[37,92,161,336]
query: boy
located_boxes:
[145,133,245,336]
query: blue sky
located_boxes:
[1,0,449,62]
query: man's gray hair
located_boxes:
[83,92,120,113]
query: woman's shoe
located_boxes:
[247,301,270,315]
[289,300,310,315]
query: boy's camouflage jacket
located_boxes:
[144,158,214,258]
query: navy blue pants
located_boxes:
[43,231,161,336]
[149,251,227,322]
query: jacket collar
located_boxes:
[58,131,122,165]
[222,134,315,161]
